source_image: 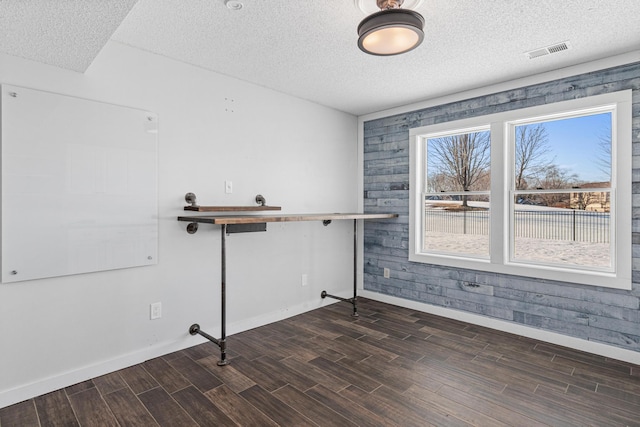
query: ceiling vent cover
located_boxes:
[525,41,571,59]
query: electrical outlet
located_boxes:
[225,180,233,194]
[383,268,390,278]
[150,302,162,320]
[301,274,308,287]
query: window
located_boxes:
[409,91,632,289]
[423,127,491,258]
[510,112,612,270]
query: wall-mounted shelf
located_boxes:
[183,192,281,212]
[184,205,281,212]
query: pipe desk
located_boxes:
[177,212,398,365]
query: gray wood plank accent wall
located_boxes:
[363,62,640,352]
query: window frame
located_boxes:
[409,90,632,290]
[422,125,492,259]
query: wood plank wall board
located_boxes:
[363,61,640,352]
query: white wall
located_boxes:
[0,41,358,407]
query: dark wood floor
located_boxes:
[2,298,640,426]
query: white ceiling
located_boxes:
[1,0,639,115]
[0,1,138,72]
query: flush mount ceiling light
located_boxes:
[357,0,425,56]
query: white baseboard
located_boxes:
[360,290,640,365]
[0,339,190,409]
[9,288,633,409]
[0,297,337,409]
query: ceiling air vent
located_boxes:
[525,41,571,59]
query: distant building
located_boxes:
[570,182,610,212]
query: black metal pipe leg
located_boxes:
[218,225,229,365]
[189,323,219,345]
[187,223,230,366]
[351,219,358,317]
[319,219,360,317]
[218,340,228,366]
[320,291,358,317]
[188,324,228,365]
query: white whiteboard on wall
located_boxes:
[1,85,158,283]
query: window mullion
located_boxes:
[489,121,505,264]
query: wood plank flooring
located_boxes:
[2,298,640,426]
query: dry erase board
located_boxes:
[1,85,158,283]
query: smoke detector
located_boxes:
[225,0,243,10]
[525,41,572,59]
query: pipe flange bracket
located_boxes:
[185,192,198,207]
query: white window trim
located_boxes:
[409,90,632,290]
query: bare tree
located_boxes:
[596,132,612,180]
[531,165,578,207]
[572,191,599,210]
[514,124,551,190]
[427,131,490,207]
[427,171,455,193]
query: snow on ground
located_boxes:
[425,232,611,268]
[422,200,611,269]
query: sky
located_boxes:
[426,111,612,190]
[535,112,611,183]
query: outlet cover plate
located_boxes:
[150,302,162,320]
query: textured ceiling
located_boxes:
[0,0,138,72]
[1,0,639,115]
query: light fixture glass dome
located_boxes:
[357,8,425,56]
